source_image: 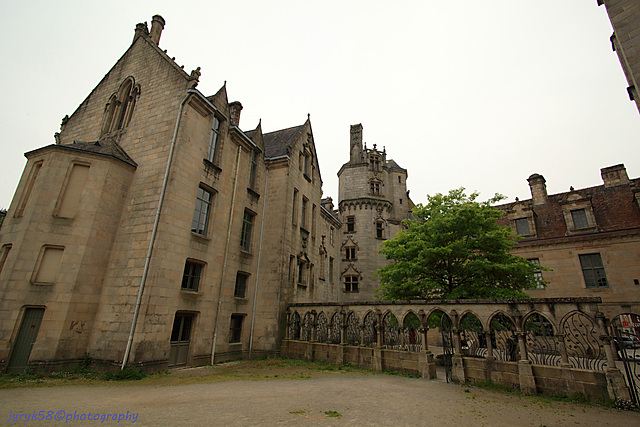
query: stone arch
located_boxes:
[382,311,400,349]
[402,311,422,351]
[362,310,378,347]
[316,312,328,343]
[289,311,301,340]
[329,311,341,344]
[489,312,518,361]
[301,312,313,341]
[560,311,606,370]
[459,312,487,358]
[523,312,559,366]
[345,311,360,346]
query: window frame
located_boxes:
[528,258,544,289]
[207,115,222,164]
[229,314,245,343]
[191,186,214,236]
[234,271,249,298]
[240,209,256,252]
[346,216,355,233]
[579,253,608,289]
[344,275,359,292]
[181,260,204,292]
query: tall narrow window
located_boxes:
[192,187,213,236]
[240,210,255,252]
[234,272,249,298]
[528,258,544,289]
[0,244,12,276]
[33,246,64,285]
[181,260,203,291]
[579,253,608,288]
[571,209,589,230]
[301,198,308,229]
[330,227,334,245]
[376,221,384,239]
[249,150,258,189]
[311,204,317,238]
[370,182,380,195]
[298,261,306,286]
[207,116,221,163]
[16,161,43,217]
[55,164,90,218]
[292,189,299,225]
[229,314,245,343]
[329,257,334,283]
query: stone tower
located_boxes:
[337,124,411,301]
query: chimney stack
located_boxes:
[149,15,165,45]
[133,22,148,43]
[350,124,363,164]
[601,164,629,187]
[528,173,548,205]
[229,101,243,127]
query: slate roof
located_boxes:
[386,159,406,171]
[60,139,137,168]
[497,179,640,240]
[262,125,304,159]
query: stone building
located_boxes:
[599,0,640,114]
[0,15,340,373]
[337,124,413,301]
[498,164,640,315]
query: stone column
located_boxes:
[485,330,495,360]
[516,332,528,362]
[594,313,631,401]
[556,333,571,367]
[420,327,429,352]
[418,327,437,379]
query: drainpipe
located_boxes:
[249,168,269,358]
[211,144,242,364]
[121,91,191,369]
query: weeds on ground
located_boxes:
[466,379,638,411]
[324,411,342,418]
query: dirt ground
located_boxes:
[1,362,638,426]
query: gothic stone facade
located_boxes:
[0,16,341,372]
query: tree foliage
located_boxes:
[376,188,545,301]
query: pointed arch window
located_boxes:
[101,77,140,137]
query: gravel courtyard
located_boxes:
[1,361,638,426]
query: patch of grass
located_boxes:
[289,409,306,415]
[382,369,420,378]
[102,365,148,381]
[324,411,342,418]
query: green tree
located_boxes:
[376,188,545,300]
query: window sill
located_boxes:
[234,297,249,303]
[203,158,222,174]
[297,283,307,288]
[180,289,202,296]
[343,290,359,293]
[240,250,253,258]
[247,188,260,200]
[31,282,54,287]
[344,231,356,234]
[228,341,243,346]
[191,232,211,241]
[303,173,312,183]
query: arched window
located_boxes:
[101,77,140,137]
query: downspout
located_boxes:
[122,91,191,369]
[211,144,242,364]
[249,168,269,358]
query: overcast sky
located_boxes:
[1,0,638,209]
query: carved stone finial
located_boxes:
[515,197,519,202]
[54,132,61,144]
[570,186,574,191]
[60,115,69,130]
[190,67,201,81]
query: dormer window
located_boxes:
[561,193,597,234]
[369,155,380,171]
[207,116,222,164]
[515,218,530,236]
[571,209,589,230]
